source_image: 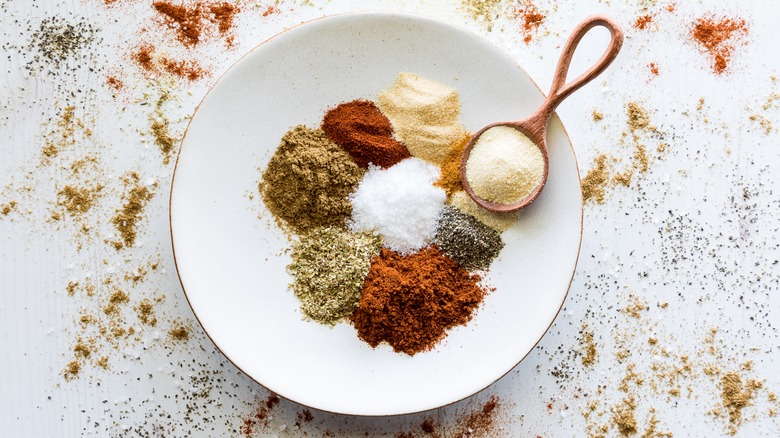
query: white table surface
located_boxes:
[2,1,779,436]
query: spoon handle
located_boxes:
[522,15,624,142]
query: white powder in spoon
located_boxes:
[465,126,545,205]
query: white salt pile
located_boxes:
[349,158,446,253]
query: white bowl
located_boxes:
[170,12,582,416]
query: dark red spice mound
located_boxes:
[322,100,410,168]
[351,246,487,355]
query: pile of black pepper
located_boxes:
[434,205,504,271]
[25,16,99,74]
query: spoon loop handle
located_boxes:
[545,15,624,112]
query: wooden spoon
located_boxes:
[460,15,624,213]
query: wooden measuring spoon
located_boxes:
[460,15,624,213]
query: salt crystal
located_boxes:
[350,158,445,253]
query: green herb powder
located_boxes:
[287,227,382,325]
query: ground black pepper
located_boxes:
[434,206,504,271]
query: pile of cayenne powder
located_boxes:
[259,72,517,354]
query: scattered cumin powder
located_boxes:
[104,289,129,315]
[63,361,81,380]
[152,1,239,47]
[150,119,177,164]
[514,1,545,44]
[691,15,748,75]
[627,102,652,132]
[136,299,157,326]
[612,396,638,436]
[634,14,653,30]
[111,174,155,249]
[57,184,103,215]
[1,200,17,215]
[169,324,190,341]
[592,110,604,121]
[719,372,763,435]
[580,323,598,367]
[581,154,610,204]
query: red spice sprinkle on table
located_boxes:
[132,44,206,81]
[106,76,123,90]
[514,2,545,44]
[649,62,660,76]
[262,5,280,17]
[152,1,239,47]
[691,15,748,75]
[634,14,653,30]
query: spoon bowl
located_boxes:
[460,15,624,213]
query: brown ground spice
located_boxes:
[352,246,488,355]
[321,100,411,168]
[111,174,155,249]
[260,126,364,234]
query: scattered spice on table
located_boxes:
[57,184,103,216]
[1,201,18,216]
[378,72,466,165]
[106,75,123,90]
[150,118,177,164]
[321,99,410,168]
[352,246,488,355]
[287,227,382,325]
[349,158,445,253]
[633,14,653,30]
[434,205,504,271]
[690,15,748,75]
[132,44,207,81]
[152,1,240,47]
[649,62,660,76]
[110,173,155,249]
[169,324,191,341]
[260,125,364,234]
[581,154,611,204]
[25,16,99,73]
[513,1,545,44]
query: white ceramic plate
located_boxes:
[170,12,582,416]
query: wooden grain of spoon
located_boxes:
[460,15,624,213]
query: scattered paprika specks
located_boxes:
[633,14,653,30]
[690,15,748,75]
[261,4,280,17]
[106,75,123,90]
[649,62,660,76]
[513,1,545,44]
[152,1,239,47]
[132,44,206,82]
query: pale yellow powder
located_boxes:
[449,190,517,232]
[465,126,544,204]
[378,72,466,165]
